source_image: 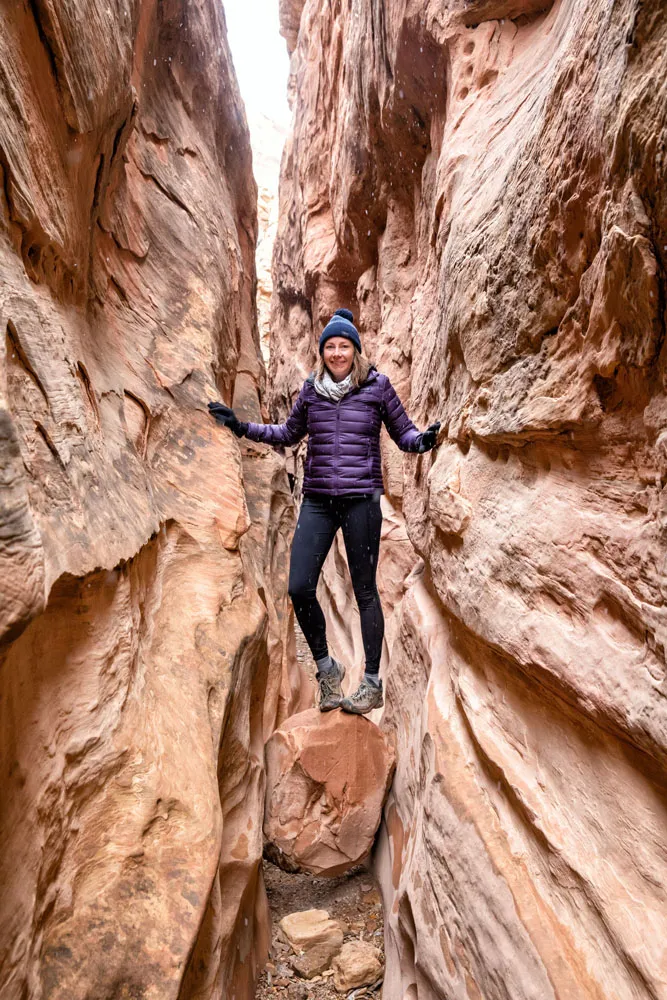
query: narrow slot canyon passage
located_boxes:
[1,1,667,1000]
[257,617,391,997]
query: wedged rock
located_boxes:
[264,709,395,876]
[332,940,383,993]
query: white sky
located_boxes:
[223,0,291,128]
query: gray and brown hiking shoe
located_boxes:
[340,679,384,715]
[316,660,346,712]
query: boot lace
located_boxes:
[318,671,340,702]
[349,681,375,703]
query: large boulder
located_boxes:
[264,709,395,876]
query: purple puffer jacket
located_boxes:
[245,368,424,496]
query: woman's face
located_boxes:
[323,337,355,381]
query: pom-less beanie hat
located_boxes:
[318,308,362,354]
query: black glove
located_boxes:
[208,401,248,438]
[417,421,441,453]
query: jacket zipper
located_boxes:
[326,376,375,495]
[334,400,341,494]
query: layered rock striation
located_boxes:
[270,2,667,997]
[0,3,295,998]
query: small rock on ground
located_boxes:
[279,910,346,951]
[332,941,383,993]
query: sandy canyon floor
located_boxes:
[255,861,385,1000]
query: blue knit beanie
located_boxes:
[318,308,362,354]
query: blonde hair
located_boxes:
[317,350,374,387]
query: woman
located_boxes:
[208,309,440,715]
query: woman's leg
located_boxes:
[340,495,384,678]
[288,496,338,663]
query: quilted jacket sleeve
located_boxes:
[245,384,308,447]
[381,376,422,452]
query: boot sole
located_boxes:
[340,700,383,715]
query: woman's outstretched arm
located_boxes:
[244,384,308,447]
[381,377,439,453]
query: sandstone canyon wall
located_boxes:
[252,112,289,365]
[270,1,667,998]
[0,3,295,998]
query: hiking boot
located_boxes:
[316,660,345,712]
[340,679,384,715]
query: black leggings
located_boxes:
[288,494,384,676]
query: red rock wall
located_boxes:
[271,2,667,997]
[0,3,295,998]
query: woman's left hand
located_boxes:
[418,421,441,452]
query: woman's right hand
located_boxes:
[208,401,248,437]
